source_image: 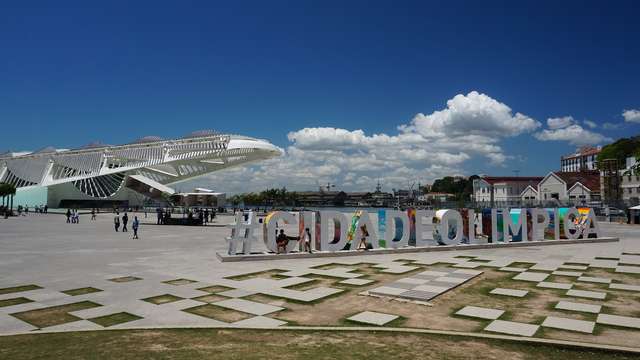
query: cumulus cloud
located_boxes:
[534,124,611,146]
[401,91,540,138]
[187,91,542,193]
[547,116,575,129]
[623,109,640,123]
[583,120,597,129]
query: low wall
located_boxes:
[217,236,619,262]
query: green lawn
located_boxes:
[0,329,637,360]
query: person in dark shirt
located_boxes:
[276,229,291,254]
[132,216,140,239]
[122,213,129,232]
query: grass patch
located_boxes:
[245,287,346,306]
[142,294,184,305]
[0,328,638,359]
[89,312,142,327]
[163,279,197,286]
[197,285,233,293]
[183,304,253,323]
[284,279,322,291]
[108,276,142,283]
[192,294,227,303]
[11,301,101,328]
[508,262,536,269]
[0,297,33,308]
[310,262,348,270]
[225,269,288,281]
[62,287,102,296]
[0,284,42,295]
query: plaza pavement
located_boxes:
[0,212,639,348]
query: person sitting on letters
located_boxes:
[276,229,291,254]
[357,224,370,250]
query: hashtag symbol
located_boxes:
[226,212,258,255]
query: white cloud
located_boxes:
[187,91,542,193]
[402,91,540,138]
[623,109,640,123]
[602,122,622,130]
[547,116,575,129]
[534,124,612,146]
[583,120,597,129]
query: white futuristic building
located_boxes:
[0,131,281,208]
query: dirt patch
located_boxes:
[197,285,233,293]
[183,304,253,323]
[142,294,184,305]
[163,279,197,286]
[192,294,227,303]
[108,276,142,283]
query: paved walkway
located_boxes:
[0,213,639,349]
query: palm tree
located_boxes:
[0,183,16,217]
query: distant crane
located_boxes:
[320,182,336,193]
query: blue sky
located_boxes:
[1,1,639,192]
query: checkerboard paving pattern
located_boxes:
[2,252,640,340]
[367,268,483,301]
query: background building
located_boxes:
[472,176,543,206]
[560,146,601,172]
[536,171,600,203]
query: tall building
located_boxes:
[0,130,281,208]
[560,146,601,172]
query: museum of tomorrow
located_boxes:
[0,130,282,208]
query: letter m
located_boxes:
[502,208,528,242]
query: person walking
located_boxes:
[122,212,129,232]
[91,208,96,220]
[132,216,140,239]
[114,214,120,232]
[66,209,71,223]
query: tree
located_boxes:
[597,136,640,170]
[431,175,478,201]
[0,183,16,216]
